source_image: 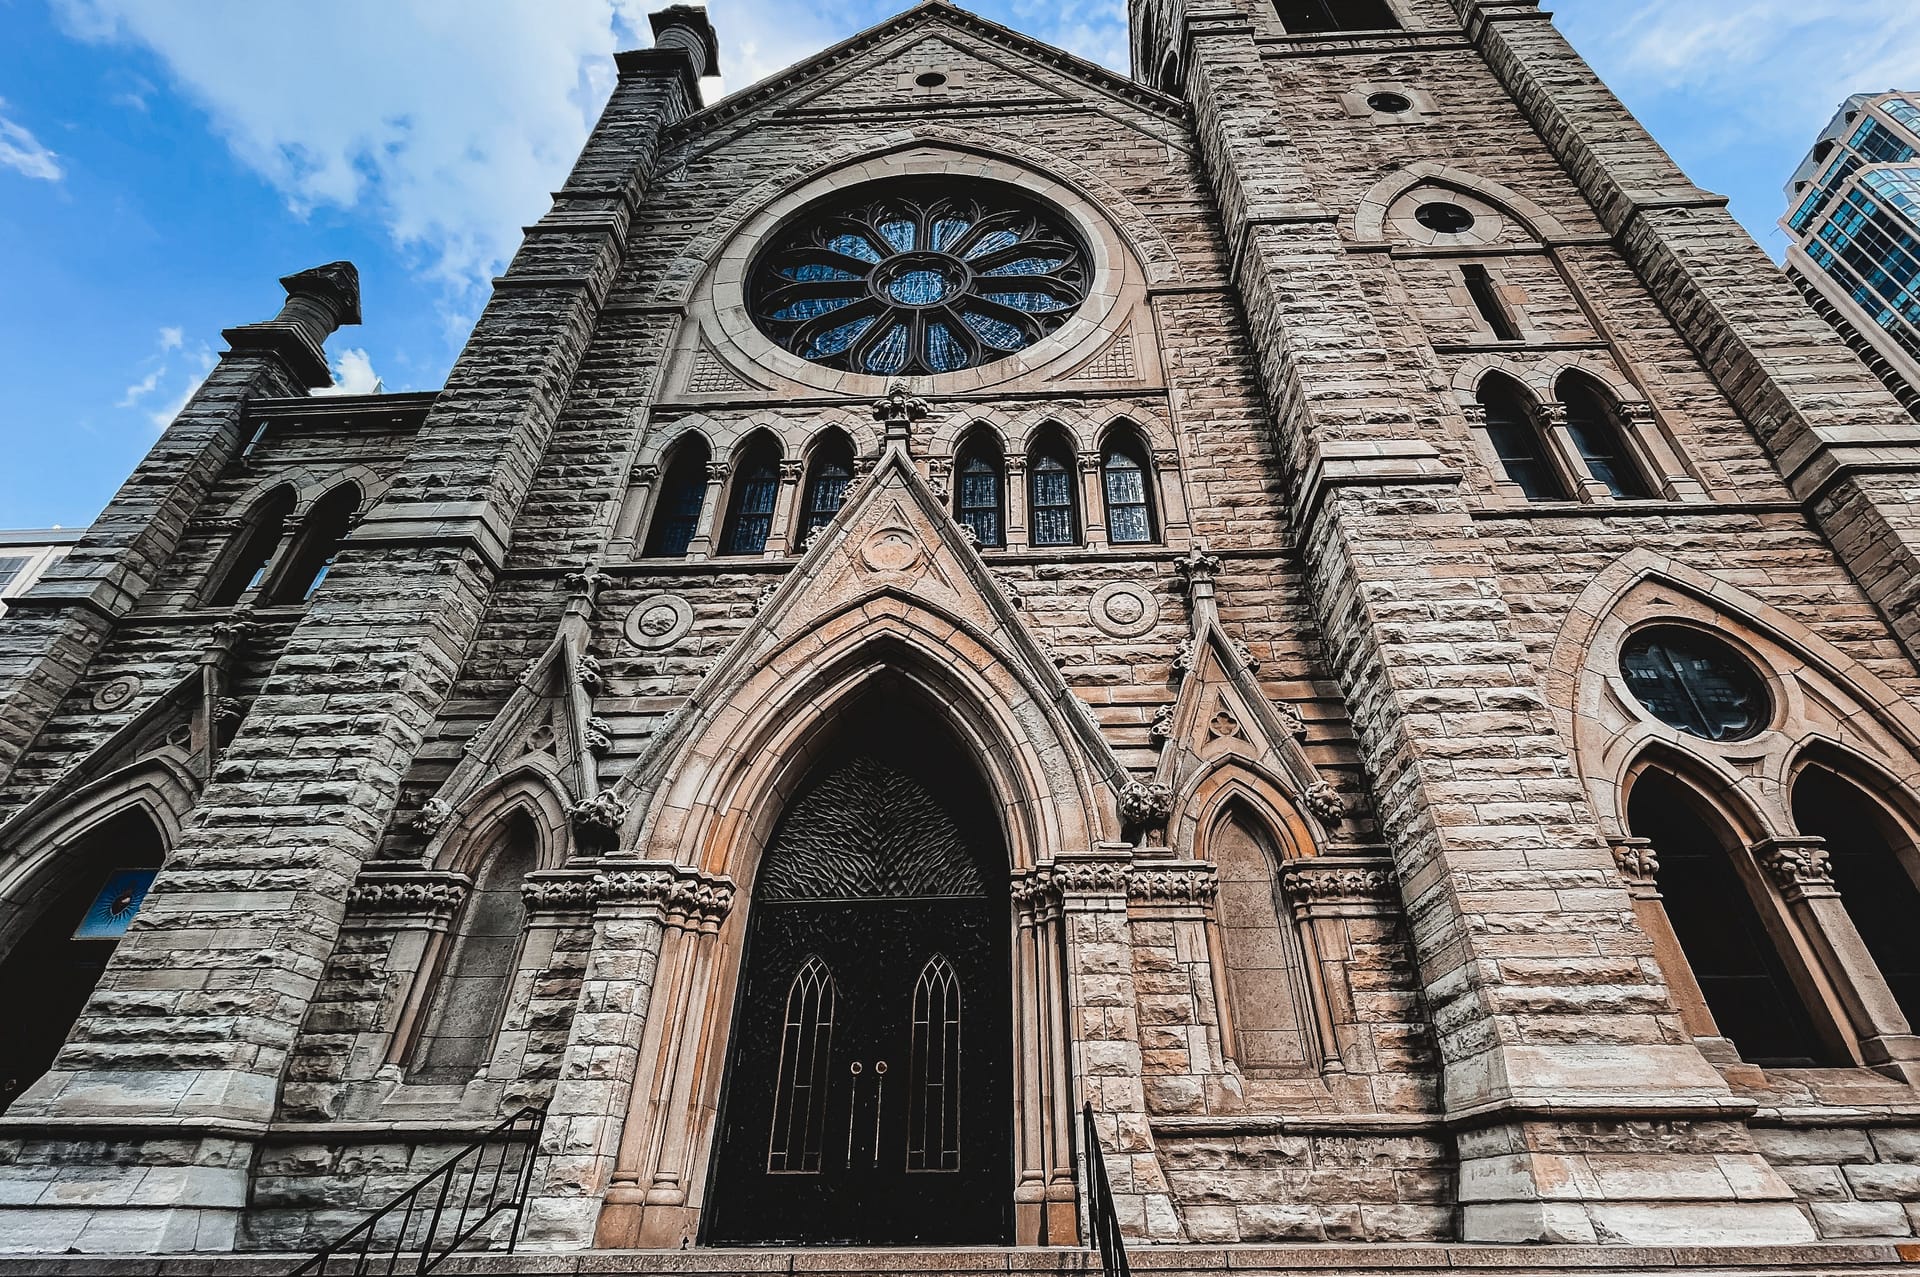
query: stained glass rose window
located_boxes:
[750,181,1090,378]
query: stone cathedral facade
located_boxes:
[6,0,1920,1264]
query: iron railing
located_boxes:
[288,1104,547,1277]
[1081,1102,1133,1277]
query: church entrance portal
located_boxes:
[704,715,1014,1247]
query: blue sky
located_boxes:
[1,0,1916,530]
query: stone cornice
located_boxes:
[346,871,471,918]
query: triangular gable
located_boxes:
[792,33,1073,112]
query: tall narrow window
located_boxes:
[768,956,836,1173]
[207,486,295,607]
[1028,439,1079,548]
[907,954,963,1172]
[267,484,361,604]
[1102,438,1155,544]
[645,440,710,558]
[799,436,855,545]
[1211,806,1318,1071]
[1274,0,1400,34]
[1463,264,1521,342]
[1477,379,1567,501]
[954,441,1005,548]
[1793,768,1920,1027]
[1629,772,1842,1068]
[409,814,535,1083]
[722,440,782,557]
[1560,376,1653,499]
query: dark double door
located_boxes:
[705,894,1012,1246]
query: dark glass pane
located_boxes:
[645,453,709,557]
[1479,386,1568,501]
[1631,775,1840,1068]
[1104,450,1153,544]
[800,456,853,542]
[724,454,781,556]
[268,485,361,605]
[1793,771,1920,1028]
[1274,0,1399,31]
[208,488,294,606]
[1029,453,1076,547]
[956,453,1004,548]
[1562,383,1652,499]
[1620,629,1769,742]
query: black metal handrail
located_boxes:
[288,1104,547,1276]
[1081,1102,1133,1277]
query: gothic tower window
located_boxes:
[954,432,1006,548]
[205,485,294,607]
[750,180,1090,378]
[1102,431,1157,544]
[797,432,855,546]
[1476,376,1567,501]
[722,436,783,557]
[1274,0,1401,34]
[1027,430,1079,548]
[646,437,712,558]
[267,483,362,605]
[409,811,536,1083]
[1560,374,1653,499]
[1792,767,1920,1026]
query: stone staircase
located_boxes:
[0,1245,1917,1277]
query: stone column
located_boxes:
[1005,456,1030,551]
[1078,454,1109,549]
[684,463,729,560]
[764,460,804,557]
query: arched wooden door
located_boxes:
[705,748,1013,1246]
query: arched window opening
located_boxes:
[1028,434,1079,548]
[1102,433,1156,544]
[206,486,295,607]
[409,811,536,1083]
[907,953,963,1171]
[645,438,711,558]
[954,436,1006,548]
[1560,375,1653,499]
[1477,377,1567,501]
[1275,0,1400,34]
[0,810,165,1112]
[1792,767,1920,1027]
[267,483,362,605]
[768,956,836,1173]
[1628,772,1843,1068]
[1211,804,1316,1071]
[798,434,856,547]
[721,438,782,557]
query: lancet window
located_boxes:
[722,437,783,557]
[645,438,711,558]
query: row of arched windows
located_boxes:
[638,425,1163,559]
[1473,371,1658,503]
[204,482,364,608]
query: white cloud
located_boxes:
[117,368,161,407]
[315,348,384,397]
[118,326,189,406]
[0,99,64,182]
[116,327,215,427]
[157,326,183,352]
[147,345,217,430]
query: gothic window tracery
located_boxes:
[954,435,1005,548]
[646,438,711,558]
[750,181,1090,378]
[1620,628,1769,743]
[1028,433,1079,548]
[1102,432,1156,544]
[767,955,836,1174]
[722,437,783,556]
[906,954,962,1171]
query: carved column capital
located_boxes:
[346,871,471,924]
[522,871,604,913]
[1609,836,1660,887]
[705,462,731,484]
[1279,857,1398,919]
[1756,836,1837,900]
[778,460,805,483]
[1127,861,1219,909]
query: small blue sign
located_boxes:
[73,870,157,941]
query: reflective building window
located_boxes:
[1620,628,1769,742]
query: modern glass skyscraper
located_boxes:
[1784,92,1920,416]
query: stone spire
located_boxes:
[221,260,362,389]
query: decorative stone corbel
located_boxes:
[1756,836,1837,902]
[1609,836,1661,887]
[586,717,615,757]
[1303,780,1346,826]
[872,382,932,447]
[411,797,454,838]
[569,791,629,850]
[346,871,471,924]
[1118,780,1174,829]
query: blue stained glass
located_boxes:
[862,323,911,374]
[982,291,1066,313]
[781,262,863,282]
[927,323,968,372]
[964,230,1019,259]
[887,270,953,305]
[829,234,884,262]
[932,217,973,251]
[772,296,859,322]
[962,312,1026,350]
[74,870,157,940]
[809,315,877,356]
[879,219,917,252]
[982,256,1068,277]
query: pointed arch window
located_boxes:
[722,439,782,557]
[1792,767,1920,1026]
[267,484,362,604]
[1209,805,1321,1072]
[1560,376,1653,499]
[954,438,1005,548]
[799,436,855,545]
[207,486,295,607]
[907,954,963,1171]
[1477,378,1567,501]
[645,439,711,558]
[1028,438,1079,548]
[768,956,836,1173]
[1102,436,1156,544]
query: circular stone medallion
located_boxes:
[1090,583,1159,639]
[623,593,695,651]
[92,676,142,712]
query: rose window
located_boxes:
[750,181,1091,378]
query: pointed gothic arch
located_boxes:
[1353,161,1573,244]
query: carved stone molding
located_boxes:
[1756,837,1837,900]
[522,873,603,912]
[586,717,615,757]
[1128,862,1219,907]
[593,865,738,924]
[1173,545,1221,596]
[565,565,612,612]
[411,798,454,838]
[625,593,695,651]
[569,791,629,842]
[1090,582,1159,639]
[1304,780,1346,826]
[1149,704,1175,746]
[1280,858,1397,916]
[90,676,142,712]
[1609,837,1660,885]
[577,653,605,695]
[347,872,470,919]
